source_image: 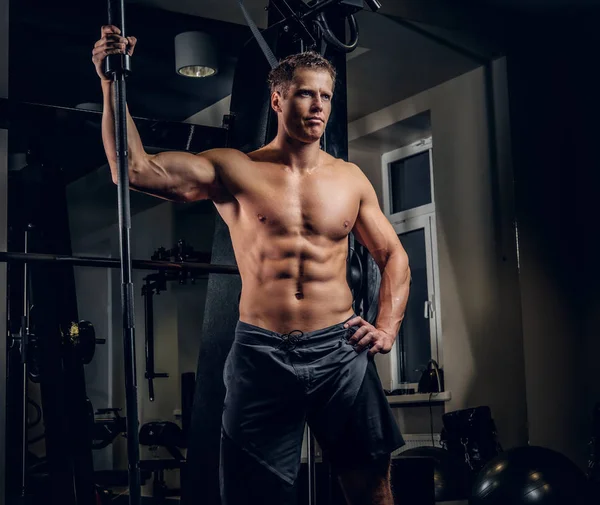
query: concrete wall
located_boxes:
[349,61,529,451]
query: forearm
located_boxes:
[101,80,148,183]
[375,249,410,337]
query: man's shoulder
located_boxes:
[327,156,365,180]
[195,148,255,198]
[200,147,251,166]
[319,151,354,170]
[329,158,374,202]
[202,148,258,182]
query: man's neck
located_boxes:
[269,134,322,173]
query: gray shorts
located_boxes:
[220,315,404,503]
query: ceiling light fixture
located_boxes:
[175,31,218,78]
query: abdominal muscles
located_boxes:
[235,232,354,332]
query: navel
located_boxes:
[258,214,267,223]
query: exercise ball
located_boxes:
[470,446,591,504]
[400,446,470,501]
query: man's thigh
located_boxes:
[222,340,307,487]
[220,429,300,505]
[309,356,405,467]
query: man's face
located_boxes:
[273,68,334,144]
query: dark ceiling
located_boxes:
[7,0,518,126]
[10,0,600,123]
[478,0,600,10]
[9,0,254,122]
[8,0,600,178]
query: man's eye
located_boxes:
[322,95,331,101]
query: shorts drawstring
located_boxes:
[277,330,304,351]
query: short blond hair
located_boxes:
[267,51,337,96]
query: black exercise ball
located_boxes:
[400,446,470,501]
[470,446,591,505]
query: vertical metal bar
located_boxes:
[483,61,505,262]
[114,73,141,505]
[106,0,141,501]
[20,229,29,496]
[307,426,317,505]
[144,281,155,401]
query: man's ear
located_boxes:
[271,91,283,113]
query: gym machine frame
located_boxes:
[0,248,238,503]
[141,240,212,402]
[0,251,238,276]
[0,247,238,503]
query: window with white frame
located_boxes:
[380,137,443,390]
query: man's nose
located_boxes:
[311,98,323,110]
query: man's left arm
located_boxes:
[344,165,411,356]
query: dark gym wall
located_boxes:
[0,136,7,505]
[0,0,8,500]
[507,11,600,467]
[0,0,6,98]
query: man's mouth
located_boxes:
[306,117,324,123]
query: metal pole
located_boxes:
[20,228,30,497]
[105,1,140,504]
[143,281,157,402]
[0,251,239,275]
[483,61,506,265]
[307,426,317,505]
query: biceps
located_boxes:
[353,205,403,266]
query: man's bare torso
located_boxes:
[212,147,361,334]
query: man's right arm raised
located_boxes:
[95,25,235,203]
[101,80,233,202]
